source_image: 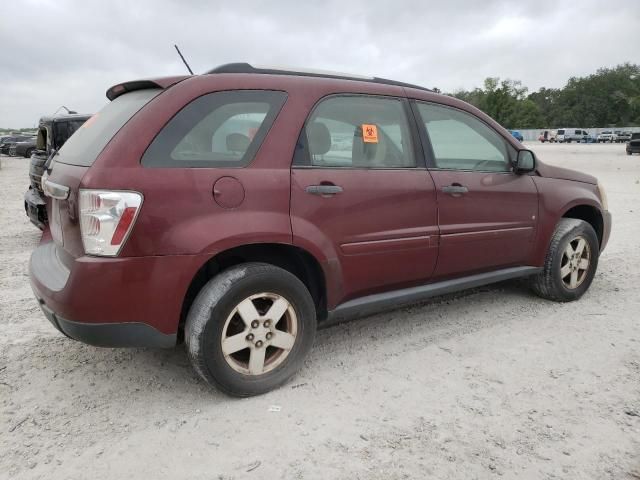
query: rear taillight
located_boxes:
[79,189,143,256]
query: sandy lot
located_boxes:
[1,143,639,479]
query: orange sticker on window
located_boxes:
[362,124,378,143]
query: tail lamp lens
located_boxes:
[79,189,143,256]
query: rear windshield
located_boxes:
[57,89,160,166]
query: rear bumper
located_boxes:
[35,295,176,348]
[627,145,640,153]
[29,241,207,348]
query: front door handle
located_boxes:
[442,184,468,195]
[305,185,343,196]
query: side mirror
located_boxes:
[515,149,536,173]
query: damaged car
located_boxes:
[24,114,90,229]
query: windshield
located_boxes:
[53,119,89,150]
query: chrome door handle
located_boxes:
[442,185,468,195]
[305,185,343,195]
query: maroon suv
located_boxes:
[30,63,611,396]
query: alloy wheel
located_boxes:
[220,293,298,375]
[560,235,591,289]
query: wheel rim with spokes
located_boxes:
[560,235,591,289]
[220,292,298,376]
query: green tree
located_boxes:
[448,63,640,128]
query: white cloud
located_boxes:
[1,0,639,126]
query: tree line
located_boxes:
[0,127,36,134]
[4,63,639,132]
[445,63,640,129]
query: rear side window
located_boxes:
[57,89,160,166]
[142,90,287,168]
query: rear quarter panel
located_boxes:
[81,75,304,257]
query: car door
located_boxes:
[290,94,439,303]
[412,101,538,279]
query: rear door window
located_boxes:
[142,90,287,168]
[293,95,417,168]
[57,89,160,166]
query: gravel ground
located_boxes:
[1,143,639,479]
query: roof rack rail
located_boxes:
[206,63,432,92]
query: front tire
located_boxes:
[530,219,599,302]
[185,263,316,396]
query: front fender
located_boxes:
[530,177,604,266]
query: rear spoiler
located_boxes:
[106,76,190,101]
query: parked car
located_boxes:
[509,130,523,142]
[0,135,33,155]
[615,131,632,143]
[627,133,640,155]
[30,63,611,396]
[24,114,91,229]
[597,131,615,143]
[557,128,590,143]
[11,137,37,158]
[538,130,557,143]
[1,137,14,155]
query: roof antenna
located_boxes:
[174,44,194,75]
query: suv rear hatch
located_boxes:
[43,82,177,259]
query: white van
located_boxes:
[557,128,589,143]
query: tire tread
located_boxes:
[530,218,598,302]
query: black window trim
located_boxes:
[141,89,288,169]
[292,93,427,170]
[409,99,518,175]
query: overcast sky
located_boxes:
[2,0,639,127]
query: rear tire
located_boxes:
[25,148,34,158]
[530,218,599,302]
[185,262,316,396]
